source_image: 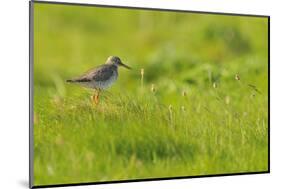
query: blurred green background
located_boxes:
[33,2,268,186]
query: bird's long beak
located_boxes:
[119,62,131,70]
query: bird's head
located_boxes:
[106,56,131,70]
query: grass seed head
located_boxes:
[141,68,144,77]
[141,68,144,87]
[151,84,156,93]
[235,73,240,81]
[168,104,173,112]
[213,82,217,89]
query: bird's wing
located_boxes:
[88,65,115,81]
[71,65,114,82]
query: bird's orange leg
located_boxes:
[91,89,101,105]
[95,91,99,105]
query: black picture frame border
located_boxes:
[29,0,270,188]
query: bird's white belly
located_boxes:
[88,72,118,90]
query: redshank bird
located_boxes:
[66,56,131,104]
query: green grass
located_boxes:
[33,3,268,186]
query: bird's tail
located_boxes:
[66,79,75,83]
